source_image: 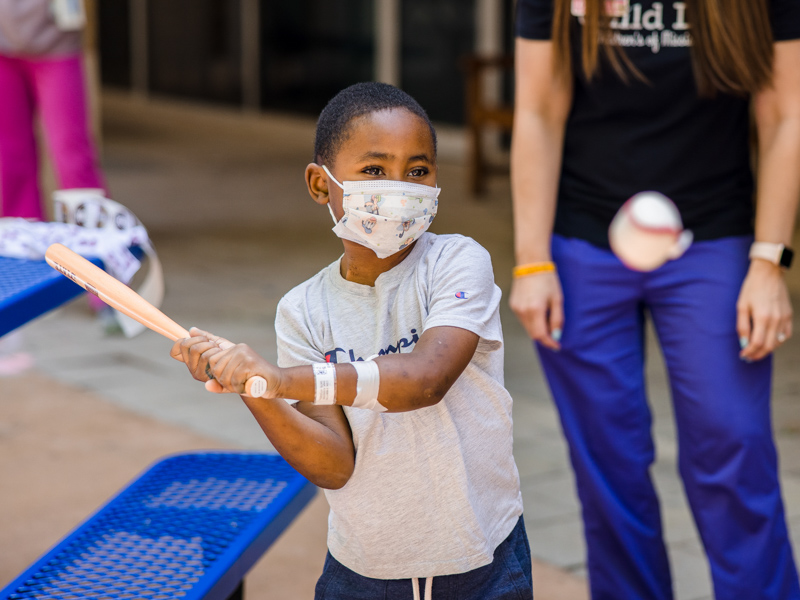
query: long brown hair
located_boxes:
[552,0,774,96]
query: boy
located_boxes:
[173,82,532,600]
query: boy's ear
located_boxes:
[305,163,330,206]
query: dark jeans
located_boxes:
[315,515,533,600]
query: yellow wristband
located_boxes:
[512,262,556,278]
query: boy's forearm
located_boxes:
[275,328,478,413]
[277,358,448,413]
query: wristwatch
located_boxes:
[749,242,794,269]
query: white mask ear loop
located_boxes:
[322,165,344,190]
[322,165,343,225]
[327,203,338,225]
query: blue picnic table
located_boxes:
[0,255,102,338]
[0,452,316,600]
[0,257,317,599]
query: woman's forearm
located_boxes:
[510,38,573,265]
[753,40,800,246]
[754,117,800,245]
[735,40,800,362]
[511,110,568,262]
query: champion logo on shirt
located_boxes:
[455,291,469,299]
[324,329,420,363]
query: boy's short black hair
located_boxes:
[314,82,437,166]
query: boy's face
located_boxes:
[306,108,437,222]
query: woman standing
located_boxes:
[0,0,105,220]
[510,0,800,597]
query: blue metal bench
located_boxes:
[0,247,147,338]
[0,255,103,338]
[0,452,317,600]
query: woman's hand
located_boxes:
[509,271,564,350]
[737,260,793,361]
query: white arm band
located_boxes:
[350,360,386,412]
[312,362,337,405]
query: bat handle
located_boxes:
[244,376,268,398]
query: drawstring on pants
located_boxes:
[411,576,432,600]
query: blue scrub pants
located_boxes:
[538,234,799,600]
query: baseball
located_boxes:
[609,192,693,272]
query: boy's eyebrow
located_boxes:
[357,151,433,163]
[357,151,393,161]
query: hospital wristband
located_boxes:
[512,262,556,278]
[312,363,337,405]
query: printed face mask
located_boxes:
[323,165,440,259]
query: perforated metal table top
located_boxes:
[0,256,100,338]
[0,452,316,600]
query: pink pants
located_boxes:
[0,54,106,220]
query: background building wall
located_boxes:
[97,0,515,125]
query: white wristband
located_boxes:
[350,360,386,412]
[312,363,337,405]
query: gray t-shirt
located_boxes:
[276,232,524,579]
[0,0,82,57]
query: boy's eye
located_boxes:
[409,167,429,178]
[362,166,384,176]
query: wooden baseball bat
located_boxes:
[45,243,267,398]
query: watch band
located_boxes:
[749,242,794,269]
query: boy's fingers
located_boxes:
[175,338,221,381]
[186,339,217,360]
[199,346,224,380]
[205,379,226,394]
[170,335,208,362]
[170,340,185,362]
[173,330,243,389]
[206,347,238,388]
[192,328,232,348]
[217,355,250,394]
[206,345,262,395]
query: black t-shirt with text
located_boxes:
[516,0,800,247]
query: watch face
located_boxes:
[780,247,794,269]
